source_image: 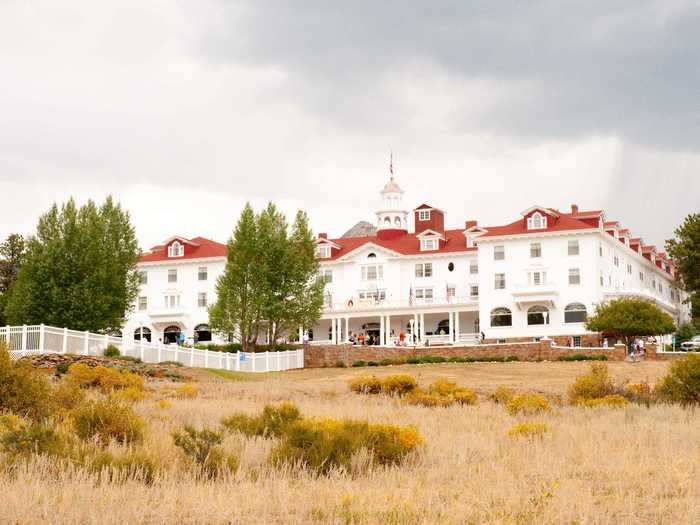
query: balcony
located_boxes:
[323,295,478,314]
[147,305,188,319]
[603,290,678,314]
[511,282,558,307]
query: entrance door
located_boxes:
[163,325,181,344]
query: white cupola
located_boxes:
[376,175,408,240]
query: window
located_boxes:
[415,287,433,303]
[599,244,603,257]
[418,209,430,221]
[469,260,478,274]
[494,273,506,290]
[394,216,402,227]
[658,282,663,293]
[496,338,507,344]
[138,271,147,285]
[469,285,479,298]
[367,253,376,258]
[490,307,512,327]
[316,245,331,258]
[164,295,180,308]
[168,241,184,257]
[466,235,474,248]
[138,296,147,311]
[527,305,549,325]
[564,303,587,323]
[415,263,433,278]
[613,255,619,267]
[639,271,644,282]
[568,240,579,256]
[528,271,547,286]
[572,336,582,347]
[134,327,151,342]
[198,293,207,308]
[358,290,386,302]
[420,238,438,251]
[198,266,208,281]
[448,262,454,272]
[319,269,333,284]
[569,268,581,285]
[361,264,383,281]
[527,212,547,230]
[530,243,542,258]
[600,275,604,286]
[652,278,656,291]
[168,269,177,283]
[494,245,505,260]
[447,285,456,299]
[627,264,632,275]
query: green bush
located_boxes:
[172,425,238,477]
[334,360,346,368]
[0,421,69,459]
[90,450,158,484]
[103,345,121,358]
[567,363,617,404]
[559,353,608,362]
[221,402,302,438]
[352,360,366,367]
[655,354,700,405]
[406,357,420,364]
[0,343,52,420]
[367,361,379,367]
[505,393,551,416]
[270,418,422,474]
[71,399,145,445]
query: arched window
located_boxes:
[437,319,450,335]
[527,305,549,325]
[564,303,587,323]
[163,325,181,344]
[168,241,184,257]
[133,327,151,342]
[194,324,212,342]
[383,217,391,225]
[527,212,547,230]
[490,307,512,327]
[394,216,401,227]
[367,253,376,258]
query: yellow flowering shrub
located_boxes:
[174,384,199,399]
[489,386,516,405]
[507,422,548,439]
[506,393,551,416]
[349,375,383,394]
[577,394,629,408]
[567,363,616,404]
[66,364,144,393]
[380,375,418,396]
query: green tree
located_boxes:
[4,197,140,332]
[585,297,676,346]
[0,234,26,325]
[666,212,700,297]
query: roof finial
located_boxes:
[389,150,394,180]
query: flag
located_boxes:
[408,284,413,306]
[390,151,393,176]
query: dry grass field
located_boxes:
[2,360,699,525]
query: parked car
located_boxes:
[680,335,700,351]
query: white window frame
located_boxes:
[198,266,208,281]
[418,209,431,221]
[316,245,331,258]
[568,240,579,256]
[358,290,386,302]
[469,260,478,274]
[319,268,333,284]
[527,212,547,230]
[138,296,147,311]
[494,245,505,261]
[168,269,177,283]
[528,271,547,286]
[494,273,506,290]
[530,242,542,258]
[164,294,180,309]
[569,268,581,285]
[138,271,148,285]
[168,241,184,258]
[470,285,479,298]
[361,264,383,281]
[415,287,434,303]
[415,262,433,278]
[420,238,438,251]
[198,292,207,308]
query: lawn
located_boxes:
[1,359,698,524]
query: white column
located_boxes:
[413,313,418,343]
[420,313,426,343]
[448,312,454,344]
[344,317,349,343]
[336,318,342,344]
[385,315,391,345]
[331,318,337,345]
[455,311,461,343]
[380,315,385,346]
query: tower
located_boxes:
[376,174,408,240]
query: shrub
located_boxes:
[404,391,455,408]
[367,361,379,367]
[270,418,422,474]
[0,421,69,459]
[103,345,121,358]
[222,402,301,438]
[489,386,516,405]
[90,450,158,484]
[172,425,237,477]
[453,390,478,405]
[351,361,366,367]
[406,357,420,365]
[567,363,617,404]
[577,395,629,408]
[66,364,144,393]
[380,375,418,397]
[0,343,52,420]
[334,360,346,368]
[51,381,86,412]
[0,414,27,433]
[426,379,461,396]
[71,399,145,445]
[506,393,551,416]
[507,422,548,439]
[405,379,478,407]
[559,353,608,361]
[623,382,654,406]
[156,399,172,410]
[349,375,383,395]
[111,386,147,404]
[655,354,700,405]
[174,384,199,399]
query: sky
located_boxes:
[1,0,698,250]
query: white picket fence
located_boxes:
[0,324,304,373]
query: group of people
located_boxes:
[627,337,652,362]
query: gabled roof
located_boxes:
[604,221,620,229]
[479,211,596,239]
[416,229,445,239]
[520,206,560,218]
[315,237,342,249]
[414,203,444,212]
[161,235,200,247]
[139,236,227,263]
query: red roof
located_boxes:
[139,236,227,263]
[478,211,596,239]
[321,228,476,261]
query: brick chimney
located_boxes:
[571,204,579,214]
[464,220,478,229]
[318,233,327,239]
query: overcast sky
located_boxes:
[1,1,698,250]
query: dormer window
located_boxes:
[418,210,431,221]
[168,241,184,257]
[527,212,547,230]
[420,238,438,251]
[316,245,331,258]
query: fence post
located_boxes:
[266,351,270,372]
[62,327,68,353]
[235,351,240,371]
[103,333,109,354]
[21,324,27,353]
[157,344,162,363]
[83,331,89,355]
[39,324,45,352]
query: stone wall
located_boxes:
[304,339,636,368]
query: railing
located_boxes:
[0,324,304,373]
[306,332,481,347]
[325,296,477,312]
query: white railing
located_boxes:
[0,324,304,373]
[325,296,477,312]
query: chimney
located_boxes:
[464,220,478,229]
[318,233,327,239]
[571,204,579,214]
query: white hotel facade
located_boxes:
[123,177,690,347]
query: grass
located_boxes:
[203,368,265,382]
[0,360,698,524]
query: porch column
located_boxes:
[336,318,342,344]
[413,313,418,343]
[298,326,303,343]
[344,317,349,343]
[331,317,337,345]
[419,313,426,343]
[385,315,391,345]
[448,312,454,344]
[455,311,461,343]
[380,315,385,346]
